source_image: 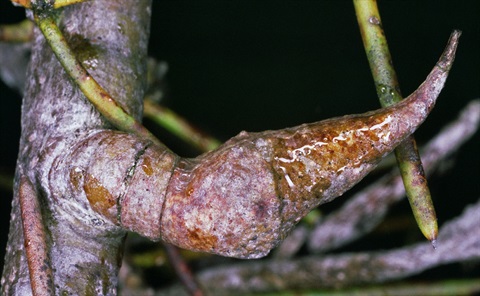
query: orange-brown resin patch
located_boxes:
[83,173,116,221]
[141,156,154,176]
[187,227,218,251]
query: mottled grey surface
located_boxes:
[1,1,152,294]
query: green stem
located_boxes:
[51,0,88,8]
[34,13,164,148]
[353,0,438,243]
[10,0,87,9]
[144,99,221,153]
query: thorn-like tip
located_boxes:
[436,30,461,71]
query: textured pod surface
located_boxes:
[158,33,458,258]
[161,141,282,258]
[120,141,177,240]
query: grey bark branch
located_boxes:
[1,1,152,294]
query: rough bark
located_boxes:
[1,1,152,294]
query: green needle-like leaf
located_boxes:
[353,0,446,244]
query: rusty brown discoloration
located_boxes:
[84,172,117,221]
[141,155,154,176]
[187,227,218,251]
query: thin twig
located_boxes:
[144,99,221,153]
[19,175,55,295]
[353,0,441,243]
[164,244,205,296]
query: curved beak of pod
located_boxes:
[159,31,460,259]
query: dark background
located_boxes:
[1,0,479,284]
